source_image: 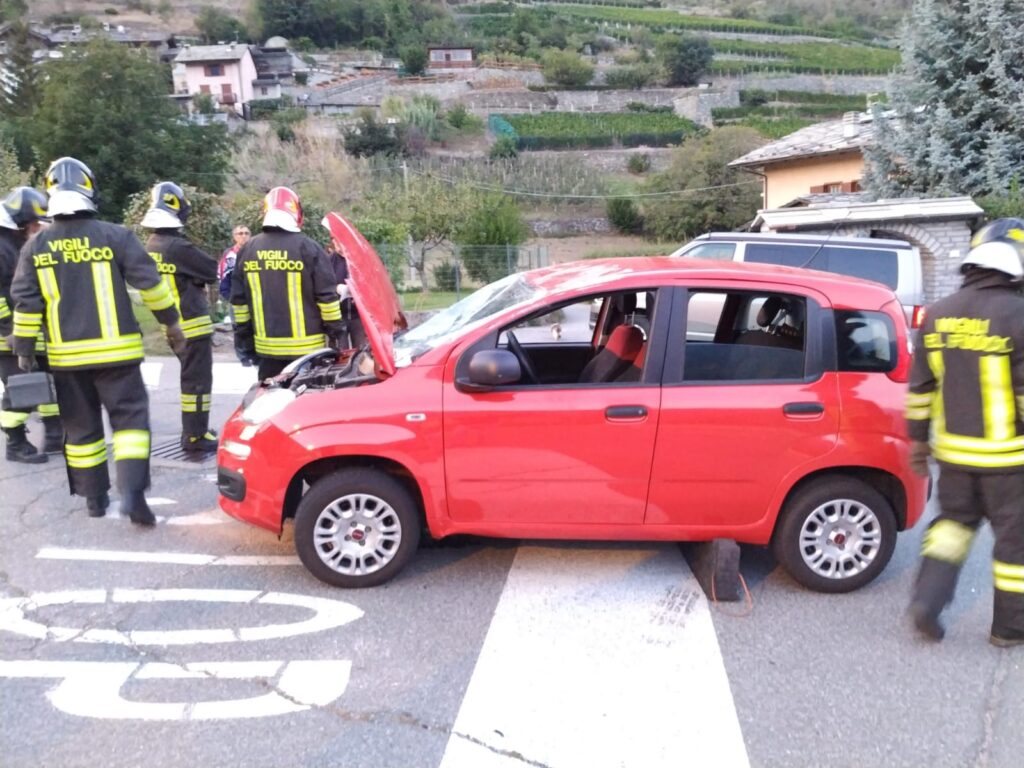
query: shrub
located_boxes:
[489,136,519,160]
[400,45,428,76]
[606,197,644,234]
[627,153,651,174]
[342,109,404,158]
[432,260,461,292]
[604,64,658,90]
[541,49,594,88]
[104,7,119,15]
[446,102,472,129]
[294,71,308,86]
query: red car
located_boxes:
[218,213,927,592]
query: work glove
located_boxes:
[336,283,350,300]
[165,322,187,357]
[17,354,36,372]
[909,441,931,477]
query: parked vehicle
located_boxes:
[671,232,926,329]
[217,213,927,593]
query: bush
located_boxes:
[541,49,594,88]
[271,108,307,142]
[104,7,119,15]
[607,197,644,234]
[446,102,471,129]
[625,102,673,113]
[489,136,519,160]
[657,34,714,86]
[604,64,658,90]
[343,109,405,158]
[627,153,651,174]
[432,260,461,292]
[400,46,428,76]
[294,71,308,86]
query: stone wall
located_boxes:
[528,217,612,237]
[673,89,741,128]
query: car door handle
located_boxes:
[606,405,647,420]
[783,402,824,416]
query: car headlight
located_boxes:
[241,388,296,424]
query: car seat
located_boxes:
[579,324,644,383]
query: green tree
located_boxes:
[196,6,248,43]
[0,0,27,22]
[604,64,659,90]
[657,35,714,87]
[541,49,594,88]
[342,109,405,158]
[28,41,232,219]
[864,0,1024,198]
[0,136,31,189]
[122,184,233,258]
[641,126,764,243]
[0,22,39,172]
[399,45,428,76]
[606,197,644,234]
[457,195,529,284]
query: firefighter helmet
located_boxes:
[0,187,48,230]
[962,218,1024,278]
[44,157,98,216]
[261,186,303,233]
[141,181,192,229]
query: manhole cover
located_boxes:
[151,438,216,465]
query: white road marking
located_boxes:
[100,507,229,526]
[141,360,255,395]
[0,589,361,645]
[0,659,352,720]
[439,545,750,768]
[147,497,176,506]
[36,547,298,566]
[140,361,163,389]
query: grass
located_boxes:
[583,243,678,259]
[399,291,462,311]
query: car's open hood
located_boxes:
[321,212,407,377]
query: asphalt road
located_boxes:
[1,357,1022,768]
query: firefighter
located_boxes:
[10,157,185,525]
[906,217,1024,647]
[1,185,63,462]
[141,182,219,452]
[230,187,344,380]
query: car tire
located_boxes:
[294,468,421,588]
[772,477,897,594]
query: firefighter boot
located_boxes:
[181,430,218,453]
[121,489,156,527]
[909,557,962,642]
[42,416,64,454]
[4,426,48,464]
[86,492,109,518]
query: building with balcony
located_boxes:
[173,43,256,116]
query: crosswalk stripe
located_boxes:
[440,544,750,768]
[36,547,300,566]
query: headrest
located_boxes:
[615,293,637,315]
[606,324,644,359]
[757,296,784,327]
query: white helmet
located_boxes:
[960,241,1024,279]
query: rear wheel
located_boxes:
[772,477,896,593]
[294,468,421,588]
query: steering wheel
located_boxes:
[505,331,539,384]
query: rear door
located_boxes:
[645,281,841,530]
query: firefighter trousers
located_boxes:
[1,354,60,430]
[177,335,213,438]
[257,357,291,381]
[53,365,150,498]
[912,467,1024,638]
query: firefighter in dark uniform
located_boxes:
[1,186,63,463]
[10,157,185,525]
[906,218,1024,647]
[230,186,344,380]
[141,182,219,452]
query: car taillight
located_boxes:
[911,305,926,329]
[888,335,912,383]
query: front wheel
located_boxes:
[772,477,897,593]
[294,468,421,588]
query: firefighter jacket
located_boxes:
[906,269,1024,471]
[146,231,217,340]
[1,228,44,356]
[11,215,179,369]
[229,228,344,359]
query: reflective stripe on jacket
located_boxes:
[146,231,217,340]
[906,270,1024,471]
[10,216,179,369]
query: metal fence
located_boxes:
[372,243,550,299]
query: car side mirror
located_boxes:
[456,349,522,393]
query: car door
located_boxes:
[645,283,841,529]
[442,290,667,527]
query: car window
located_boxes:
[680,242,737,261]
[683,290,806,382]
[836,310,897,372]
[744,243,899,290]
[500,297,595,344]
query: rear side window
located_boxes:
[745,243,899,290]
[836,310,897,372]
[682,242,736,261]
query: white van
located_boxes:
[671,232,926,328]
